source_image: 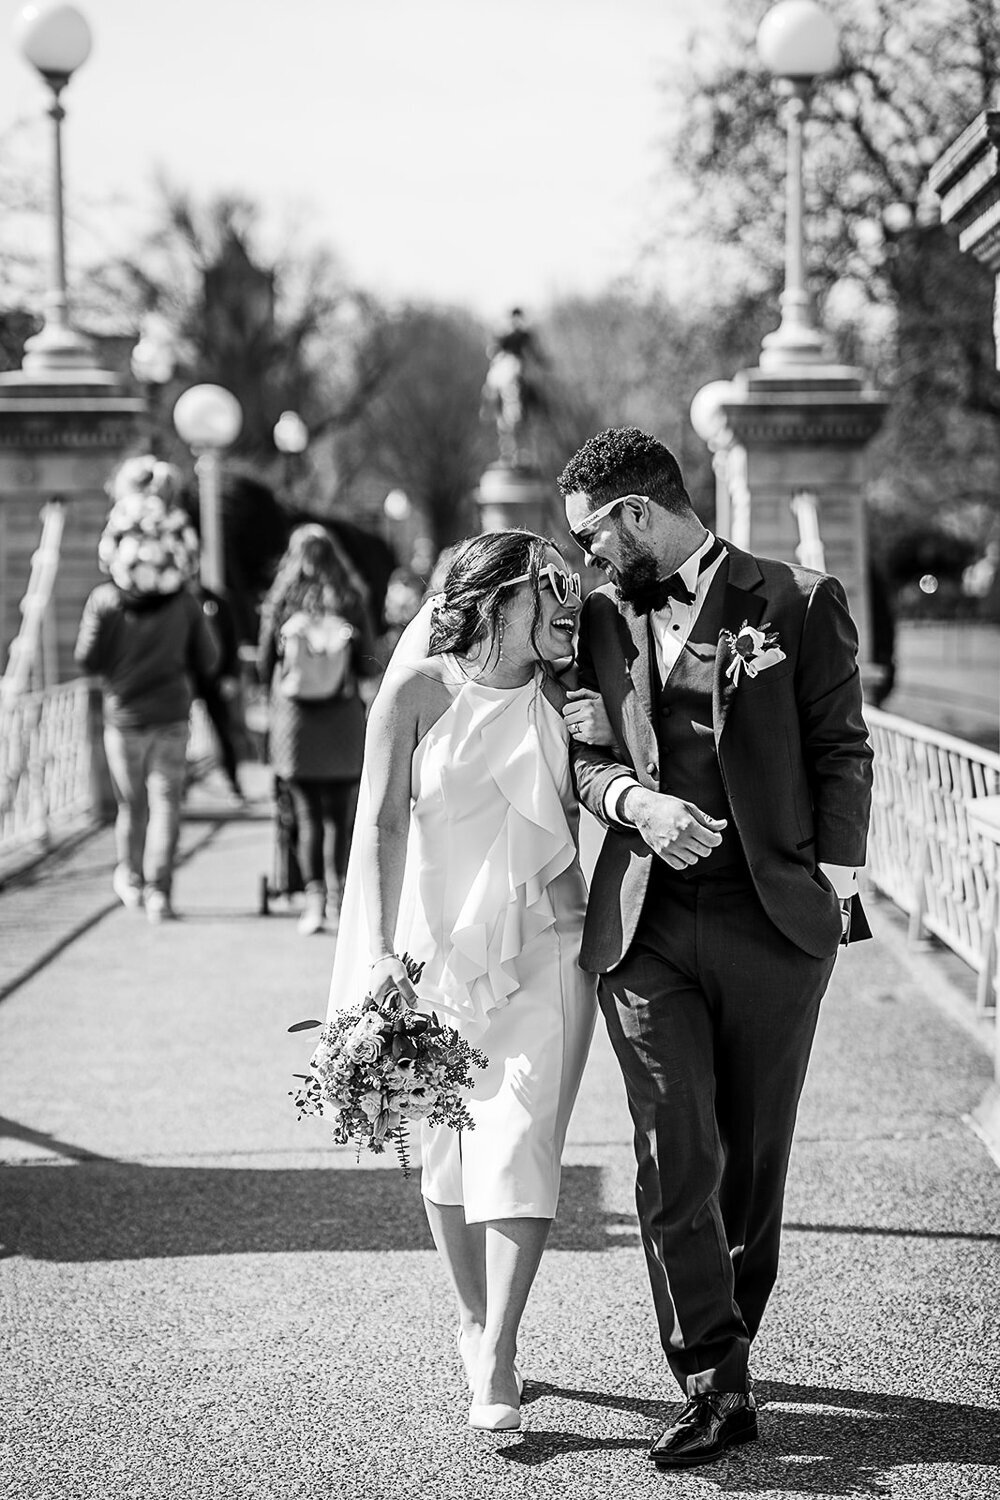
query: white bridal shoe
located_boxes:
[468,1402,521,1432]
[456,1329,523,1396]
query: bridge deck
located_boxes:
[1,765,998,1500]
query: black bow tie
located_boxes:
[658,574,696,607]
[654,538,725,611]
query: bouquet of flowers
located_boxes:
[289,955,488,1176]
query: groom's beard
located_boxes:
[615,537,675,615]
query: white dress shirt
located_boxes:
[598,534,857,899]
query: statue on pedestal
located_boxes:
[480,308,548,467]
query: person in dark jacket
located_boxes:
[75,458,221,922]
[257,524,378,935]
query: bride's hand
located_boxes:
[562,687,614,747]
[369,954,418,1007]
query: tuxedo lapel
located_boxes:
[713,546,768,743]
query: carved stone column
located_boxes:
[716,366,887,664]
[0,369,145,682]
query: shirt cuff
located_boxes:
[603,774,641,827]
[819,862,858,900]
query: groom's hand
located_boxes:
[624,788,727,869]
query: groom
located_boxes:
[558,427,873,1469]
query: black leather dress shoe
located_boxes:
[648,1391,758,1468]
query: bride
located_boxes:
[326,529,609,1431]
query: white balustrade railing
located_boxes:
[0,680,223,883]
[0,679,96,880]
[865,705,1000,1013]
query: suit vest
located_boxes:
[652,565,748,880]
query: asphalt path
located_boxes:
[1,772,999,1500]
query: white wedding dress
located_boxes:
[327,607,596,1223]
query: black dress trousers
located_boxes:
[599,859,836,1397]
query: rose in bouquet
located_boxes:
[289,955,488,1176]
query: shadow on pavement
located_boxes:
[0,1159,622,1259]
[501,1378,1000,1492]
[0,1116,115,1163]
[784,1219,1000,1244]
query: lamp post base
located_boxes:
[18,320,118,385]
[759,288,836,370]
[759,322,836,369]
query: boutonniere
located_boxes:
[721,621,786,685]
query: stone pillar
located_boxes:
[708,366,887,665]
[0,369,145,683]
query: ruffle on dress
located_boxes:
[429,672,577,1036]
[325,647,580,1042]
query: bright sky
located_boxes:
[0,0,722,319]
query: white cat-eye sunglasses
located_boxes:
[504,563,582,606]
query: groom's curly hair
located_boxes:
[430,529,553,664]
[558,426,693,518]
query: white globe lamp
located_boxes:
[173,384,243,592]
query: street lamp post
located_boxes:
[173,384,243,594]
[690,0,884,677]
[756,0,840,369]
[15,3,98,373]
[272,409,309,498]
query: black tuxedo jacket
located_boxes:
[571,544,874,971]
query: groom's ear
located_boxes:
[626,495,650,531]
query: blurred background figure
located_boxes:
[867,560,897,710]
[376,565,424,668]
[479,307,549,467]
[190,581,247,806]
[74,456,221,923]
[257,524,378,936]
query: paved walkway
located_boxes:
[1,766,999,1500]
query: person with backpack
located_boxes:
[258,524,378,935]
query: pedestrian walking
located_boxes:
[258,524,378,936]
[75,456,221,922]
